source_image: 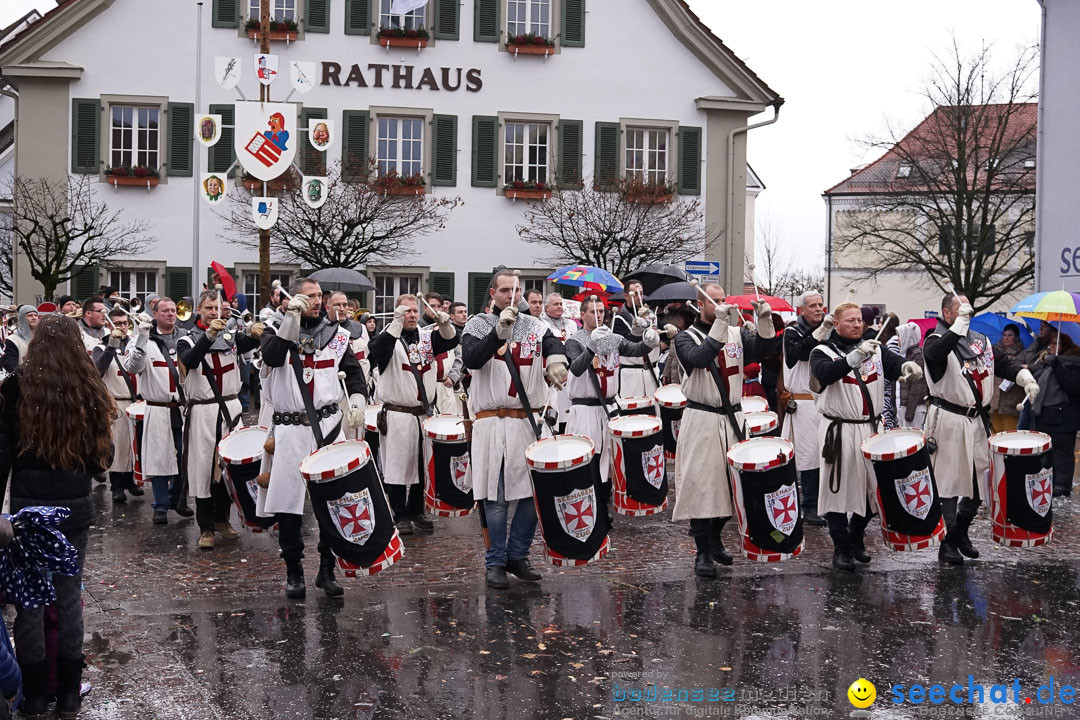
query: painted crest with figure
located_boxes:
[290,60,318,93]
[202,173,226,206]
[896,467,933,520]
[555,486,597,542]
[450,453,472,493]
[302,175,329,209]
[195,114,222,147]
[765,483,799,536]
[307,118,335,152]
[641,445,666,489]
[215,55,241,89]
[1025,468,1052,518]
[254,53,279,85]
[234,101,297,181]
[252,197,279,229]
[327,489,375,545]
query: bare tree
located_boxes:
[751,215,788,296]
[516,177,716,277]
[777,268,826,302]
[220,161,463,269]
[833,41,1038,312]
[5,175,154,300]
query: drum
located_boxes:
[301,440,403,577]
[744,411,778,437]
[218,426,277,532]
[364,403,382,466]
[423,415,476,518]
[126,400,147,487]
[727,436,804,562]
[740,396,769,414]
[526,435,612,566]
[988,431,1054,548]
[862,429,944,551]
[616,396,656,417]
[653,384,685,460]
[609,415,668,516]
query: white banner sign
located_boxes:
[195,114,222,147]
[308,118,334,152]
[252,197,279,229]
[215,56,241,89]
[234,101,297,182]
[254,53,279,86]
[290,60,318,94]
[302,176,329,209]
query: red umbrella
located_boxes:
[725,294,794,313]
[210,261,237,301]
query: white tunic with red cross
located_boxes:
[565,332,620,483]
[136,335,184,477]
[378,327,440,487]
[179,336,244,499]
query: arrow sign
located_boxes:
[685,261,721,276]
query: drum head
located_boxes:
[741,396,769,414]
[989,430,1052,456]
[364,404,382,432]
[609,415,662,438]
[424,415,467,442]
[617,396,655,411]
[219,425,269,465]
[727,436,794,471]
[525,435,594,471]
[653,384,687,408]
[126,400,147,419]
[300,440,372,482]
[744,411,778,435]
[862,428,926,461]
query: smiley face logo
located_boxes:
[848,678,876,708]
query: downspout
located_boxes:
[726,99,782,292]
[826,194,833,307]
[1034,0,1047,292]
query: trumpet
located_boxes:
[109,296,143,313]
[176,298,193,322]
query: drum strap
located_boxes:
[108,350,138,400]
[288,348,340,448]
[587,367,619,419]
[706,362,746,443]
[951,348,994,437]
[151,337,186,406]
[501,345,542,441]
[399,338,434,417]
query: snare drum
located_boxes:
[218,426,277,532]
[126,400,147,487]
[526,435,612,566]
[609,415,668,516]
[616,396,657,417]
[740,396,769,414]
[862,429,944,551]
[423,415,475,518]
[743,411,778,437]
[989,431,1054,548]
[301,440,403,577]
[653,384,686,460]
[727,436,804,562]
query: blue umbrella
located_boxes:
[1026,318,1080,348]
[0,506,79,609]
[970,313,1033,347]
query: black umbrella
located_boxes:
[622,263,689,294]
[644,281,697,305]
[308,268,376,293]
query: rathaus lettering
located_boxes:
[321,62,482,92]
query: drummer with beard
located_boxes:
[673,282,779,578]
[258,278,368,599]
[809,302,923,571]
[367,294,459,535]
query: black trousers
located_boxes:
[387,484,425,519]
[109,470,135,492]
[688,517,728,537]
[15,523,89,663]
[825,511,872,542]
[276,512,334,568]
[1047,430,1077,493]
[941,469,982,528]
[195,481,233,532]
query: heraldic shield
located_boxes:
[872,446,943,539]
[1004,453,1054,534]
[426,442,476,516]
[616,433,668,507]
[738,463,804,555]
[234,101,297,182]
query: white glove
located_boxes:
[751,299,772,319]
[496,305,517,340]
[287,294,309,315]
[346,393,365,428]
[135,320,151,350]
[636,305,652,319]
[386,304,409,339]
[708,304,731,343]
[753,300,775,339]
[642,327,660,349]
[663,323,679,340]
[434,311,455,340]
[846,340,879,368]
[957,302,974,320]
[588,325,612,352]
[632,315,650,335]
[949,303,973,336]
[108,327,126,349]
[137,318,152,336]
[546,361,568,388]
[206,318,227,340]
[812,314,835,342]
[899,361,923,382]
[1016,368,1039,406]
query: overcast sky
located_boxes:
[3,0,1042,271]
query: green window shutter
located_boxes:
[429,271,455,299]
[558,119,583,189]
[677,126,702,195]
[435,0,460,40]
[165,266,193,301]
[471,115,498,188]
[208,104,236,175]
[980,224,996,254]
[561,0,585,47]
[70,264,100,301]
[212,0,239,28]
[300,107,328,176]
[468,272,494,314]
[344,0,371,34]
[341,109,370,182]
[938,226,953,255]
[594,121,619,190]
[166,102,194,177]
[474,0,499,42]
[432,114,458,187]
[71,98,100,174]
[305,0,330,32]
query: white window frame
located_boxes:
[100,95,169,184]
[369,107,433,182]
[238,265,298,310]
[372,272,423,330]
[506,0,553,38]
[624,127,671,186]
[502,120,551,186]
[376,116,425,178]
[109,105,160,171]
[378,0,426,29]
[618,118,679,189]
[109,268,159,305]
[249,0,297,21]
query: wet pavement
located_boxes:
[76,469,1080,720]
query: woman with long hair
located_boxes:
[0,315,116,719]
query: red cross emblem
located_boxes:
[896,469,933,520]
[505,342,538,398]
[1027,471,1052,517]
[207,352,235,393]
[302,353,336,396]
[904,479,931,511]
[771,495,797,525]
[564,498,593,531]
[968,366,989,403]
[151,360,176,392]
[337,502,371,536]
[765,483,799,535]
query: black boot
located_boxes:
[315,555,344,597]
[285,561,306,599]
[831,538,855,571]
[848,513,872,563]
[954,513,980,559]
[56,655,86,720]
[506,557,542,581]
[693,535,716,578]
[938,535,964,565]
[112,488,127,504]
[486,565,510,589]
[710,519,733,566]
[18,660,50,720]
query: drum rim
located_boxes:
[125,400,147,417]
[218,424,270,465]
[726,436,794,470]
[740,397,769,410]
[525,434,595,470]
[299,439,372,481]
[743,410,778,432]
[363,403,383,432]
[422,415,468,442]
[616,396,656,409]
[861,427,926,461]
[608,414,662,437]
[653,384,687,408]
[988,430,1052,455]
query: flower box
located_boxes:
[625,192,674,205]
[506,188,551,201]
[247,29,298,42]
[507,43,554,56]
[243,177,293,192]
[379,184,426,196]
[379,36,429,49]
[110,175,159,188]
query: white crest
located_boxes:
[290,60,318,94]
[641,444,665,489]
[195,114,222,147]
[254,53,279,86]
[450,452,472,493]
[307,118,335,153]
[234,101,297,181]
[765,483,799,536]
[1025,468,1053,518]
[214,56,241,89]
[327,489,375,545]
[301,176,329,209]
[245,479,260,503]
[201,173,227,206]
[252,197,279,230]
[896,467,933,520]
[554,486,596,542]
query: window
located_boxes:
[249,0,296,21]
[244,271,294,310]
[374,274,421,329]
[379,0,425,29]
[110,269,158,304]
[897,164,912,178]
[377,117,424,177]
[1024,159,1036,169]
[507,0,551,38]
[110,106,159,170]
[504,121,549,185]
[625,128,669,185]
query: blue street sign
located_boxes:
[685,261,721,276]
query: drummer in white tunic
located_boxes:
[673,282,779,578]
[92,307,144,505]
[614,281,661,398]
[923,293,1037,565]
[539,294,574,432]
[810,302,922,571]
[258,278,367,599]
[434,302,470,416]
[461,270,568,590]
[367,294,459,535]
[327,291,372,438]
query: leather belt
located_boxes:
[474,407,540,420]
[187,394,239,407]
[930,396,982,419]
[273,403,340,426]
[686,400,743,415]
[792,393,814,401]
[383,402,426,416]
[146,400,182,408]
[571,397,606,407]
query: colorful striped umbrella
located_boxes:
[1010,290,1080,353]
[546,265,623,293]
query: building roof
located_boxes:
[824,103,1038,196]
[746,163,765,192]
[0,3,58,52]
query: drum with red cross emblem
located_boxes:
[988,431,1054,548]
[525,435,612,566]
[727,436,804,562]
[300,440,403,577]
[126,400,147,487]
[608,415,668,516]
[422,415,476,518]
[218,426,278,532]
[862,428,945,551]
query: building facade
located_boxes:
[0,0,780,309]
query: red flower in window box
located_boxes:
[245,17,298,41]
[373,169,427,196]
[504,180,551,200]
[106,165,159,187]
[507,33,555,56]
[377,25,430,48]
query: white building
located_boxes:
[0,0,780,311]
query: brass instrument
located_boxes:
[176,298,193,322]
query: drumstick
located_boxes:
[687,279,721,310]
[747,261,761,303]
[589,294,602,329]
[337,370,350,405]
[271,279,293,301]
[685,300,700,315]
[510,269,521,309]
